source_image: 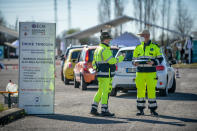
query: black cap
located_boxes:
[100,32,112,41]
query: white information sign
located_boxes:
[19,22,55,114]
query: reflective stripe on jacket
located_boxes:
[92,43,124,77]
[133,40,163,72]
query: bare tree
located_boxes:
[133,0,158,36]
[151,0,158,40]
[160,0,167,46]
[114,0,125,36]
[133,0,143,31]
[0,11,6,26]
[175,0,193,39]
[98,0,111,23]
[166,0,171,45]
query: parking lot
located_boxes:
[0,59,197,131]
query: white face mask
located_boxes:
[139,37,145,42]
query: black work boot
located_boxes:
[136,109,144,116]
[101,111,115,117]
[150,109,158,116]
[101,104,115,117]
[90,108,100,116]
[90,103,99,116]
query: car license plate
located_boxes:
[126,68,136,73]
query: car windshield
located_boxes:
[65,46,83,57]
[71,51,81,59]
[119,50,134,61]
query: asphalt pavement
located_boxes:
[0,59,197,131]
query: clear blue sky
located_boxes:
[0,0,196,37]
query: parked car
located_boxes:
[74,45,119,90]
[60,45,84,81]
[63,48,83,85]
[111,46,176,96]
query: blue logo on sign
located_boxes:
[32,24,36,28]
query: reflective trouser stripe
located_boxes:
[93,77,112,105]
[92,102,98,110]
[137,98,145,101]
[137,98,146,109]
[148,98,156,102]
[101,104,109,112]
[148,103,157,108]
[137,103,145,107]
[148,99,157,109]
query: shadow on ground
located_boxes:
[157,92,197,101]
[36,114,127,124]
[117,114,197,126]
[35,113,197,127]
[115,92,197,101]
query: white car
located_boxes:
[111,46,176,96]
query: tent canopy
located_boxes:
[110,32,140,47]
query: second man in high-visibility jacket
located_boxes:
[90,31,125,117]
[133,29,163,116]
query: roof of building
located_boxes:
[64,15,132,40]
[0,25,18,38]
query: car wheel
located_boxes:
[74,75,80,88]
[169,77,176,93]
[110,88,117,96]
[159,77,168,96]
[64,77,69,85]
[80,76,87,90]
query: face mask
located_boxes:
[139,37,145,42]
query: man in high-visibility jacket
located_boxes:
[90,31,124,117]
[133,29,163,116]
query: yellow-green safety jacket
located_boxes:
[93,43,124,77]
[133,40,163,72]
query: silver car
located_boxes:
[111,46,176,96]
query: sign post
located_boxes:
[19,22,56,114]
